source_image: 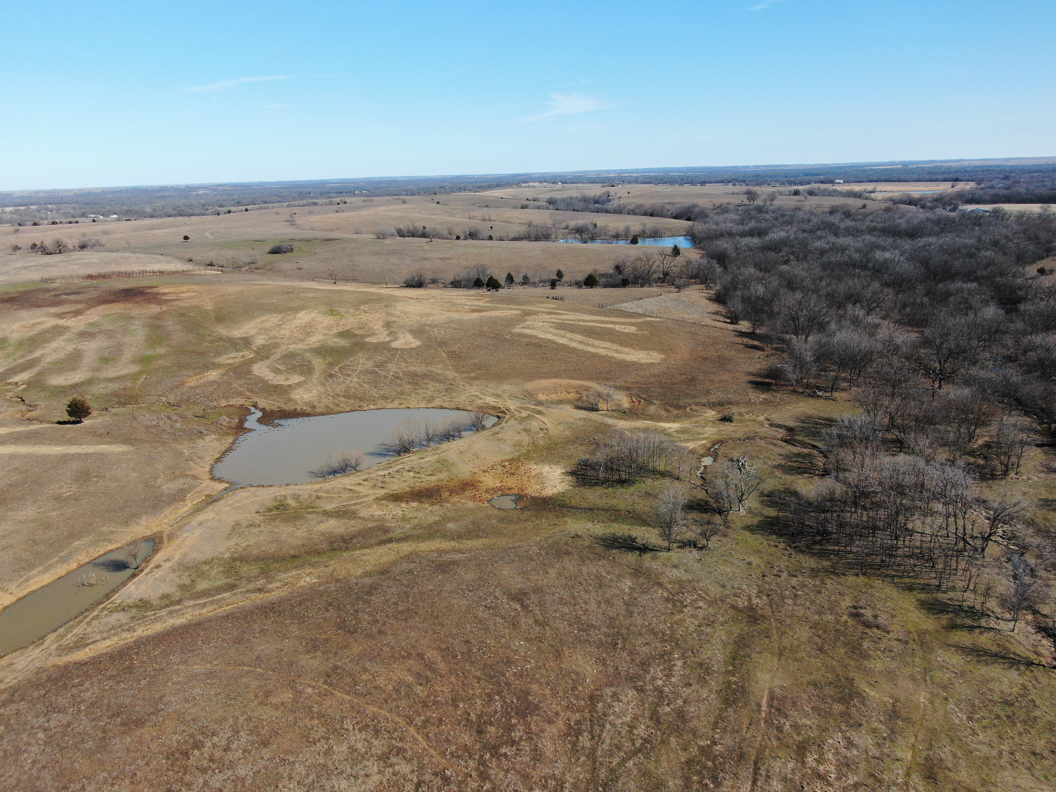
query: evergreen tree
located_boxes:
[66,396,92,423]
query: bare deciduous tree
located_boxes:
[986,416,1031,477]
[123,542,141,570]
[692,518,723,549]
[466,412,489,432]
[1002,552,1038,632]
[576,429,690,484]
[654,483,688,551]
[311,450,366,478]
[585,385,615,412]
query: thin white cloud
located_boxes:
[521,93,617,123]
[747,0,792,10]
[185,76,289,93]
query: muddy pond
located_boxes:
[213,407,498,488]
[0,539,156,657]
[488,494,521,510]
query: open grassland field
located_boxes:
[0,182,896,286]
[834,181,977,195]
[1,183,1055,791]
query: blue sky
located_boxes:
[1,0,1053,190]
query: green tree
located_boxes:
[66,396,92,423]
[504,272,515,287]
[584,272,599,288]
[473,276,485,288]
[486,275,502,290]
[556,269,564,281]
[671,244,680,257]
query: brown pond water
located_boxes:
[212,407,496,488]
[0,538,156,656]
[488,494,521,510]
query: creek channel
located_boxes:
[213,407,498,488]
[0,539,157,657]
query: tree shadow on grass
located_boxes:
[775,449,824,477]
[918,596,1000,632]
[952,643,1053,670]
[787,414,837,445]
[595,532,661,555]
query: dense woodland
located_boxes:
[685,201,1056,650]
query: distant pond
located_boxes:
[558,235,694,248]
[213,407,497,488]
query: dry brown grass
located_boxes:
[834,181,976,193]
[1,186,1055,790]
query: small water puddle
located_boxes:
[213,407,497,488]
[0,539,156,657]
[488,494,521,510]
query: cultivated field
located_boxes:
[1,183,1054,791]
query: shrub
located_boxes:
[403,271,426,288]
[66,396,92,423]
[267,243,294,254]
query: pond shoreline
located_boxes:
[0,536,160,657]
[212,405,500,488]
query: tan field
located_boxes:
[1,184,1054,791]
[962,203,1054,213]
[833,181,976,194]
